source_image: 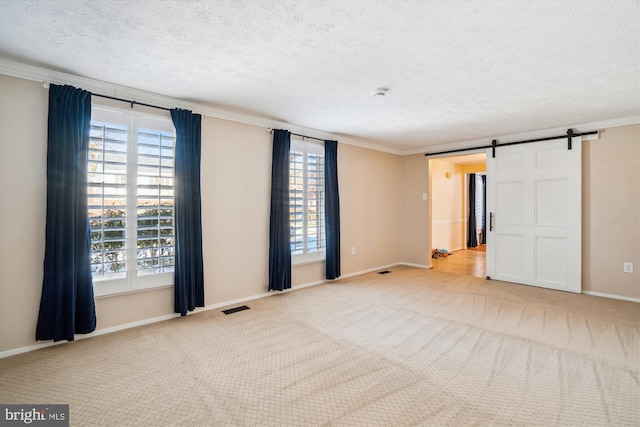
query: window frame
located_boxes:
[90,104,176,297]
[289,138,326,265]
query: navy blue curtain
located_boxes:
[36,84,96,341]
[481,175,486,245]
[171,109,204,316]
[269,130,291,291]
[467,173,478,248]
[324,140,341,280]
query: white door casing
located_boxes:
[486,137,582,293]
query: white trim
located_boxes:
[198,279,329,314]
[0,261,428,358]
[0,58,401,155]
[6,267,635,358]
[398,262,430,269]
[337,262,432,279]
[291,257,325,267]
[0,279,326,359]
[582,291,640,304]
[403,116,638,156]
[4,57,630,157]
[0,312,181,359]
[337,263,402,279]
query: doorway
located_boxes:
[428,153,486,278]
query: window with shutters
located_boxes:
[88,105,175,296]
[289,138,325,264]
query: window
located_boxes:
[88,106,176,296]
[289,138,325,263]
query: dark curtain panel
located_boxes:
[269,130,292,291]
[481,175,487,245]
[467,173,478,248]
[36,84,96,341]
[324,140,341,280]
[171,109,204,316]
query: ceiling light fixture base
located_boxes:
[373,88,389,97]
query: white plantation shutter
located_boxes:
[307,151,325,252]
[290,150,305,255]
[89,105,176,296]
[289,139,325,260]
[136,129,175,275]
[88,122,128,278]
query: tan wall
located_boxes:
[401,154,430,266]
[0,75,404,353]
[200,117,271,303]
[460,164,486,174]
[0,75,49,352]
[402,128,640,300]
[1,73,637,353]
[338,144,403,273]
[582,125,640,299]
[429,158,465,251]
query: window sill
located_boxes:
[94,284,173,299]
[292,252,325,266]
[93,272,174,298]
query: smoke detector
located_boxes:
[373,88,389,97]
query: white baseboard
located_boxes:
[198,279,328,314]
[336,262,432,279]
[338,263,402,280]
[582,291,640,303]
[1,263,439,358]
[398,262,430,269]
[0,312,181,359]
[0,279,328,359]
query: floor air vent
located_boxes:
[378,270,392,275]
[222,305,250,315]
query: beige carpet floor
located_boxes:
[1,266,638,426]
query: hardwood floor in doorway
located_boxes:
[431,249,485,278]
[467,244,486,252]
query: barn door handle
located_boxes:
[489,212,494,231]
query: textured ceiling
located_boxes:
[0,0,638,150]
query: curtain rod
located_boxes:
[424,129,598,157]
[269,128,327,143]
[91,93,172,112]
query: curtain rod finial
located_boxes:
[42,81,49,89]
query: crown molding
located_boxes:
[2,58,635,158]
[402,115,640,156]
[0,58,402,155]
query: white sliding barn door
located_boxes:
[486,137,582,293]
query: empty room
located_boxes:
[0,1,638,426]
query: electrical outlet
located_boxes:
[351,247,356,256]
[623,262,633,273]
